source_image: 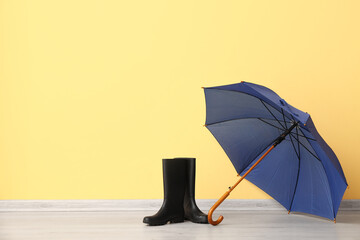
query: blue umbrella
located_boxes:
[203,82,348,225]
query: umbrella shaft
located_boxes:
[273,122,298,146]
[230,145,275,191]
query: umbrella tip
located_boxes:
[203,124,207,127]
[201,87,205,89]
[334,218,336,223]
[288,210,290,214]
[241,81,245,83]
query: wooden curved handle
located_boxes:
[208,191,230,225]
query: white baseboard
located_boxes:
[0,199,359,212]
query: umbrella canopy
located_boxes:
[204,82,348,222]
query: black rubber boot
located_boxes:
[143,158,186,226]
[176,158,208,224]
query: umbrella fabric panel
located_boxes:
[318,152,347,218]
[208,82,310,125]
[290,145,334,220]
[240,139,299,210]
[204,88,286,126]
[302,117,348,217]
[207,118,281,173]
[305,117,347,184]
[293,129,318,158]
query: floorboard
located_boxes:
[0,210,359,240]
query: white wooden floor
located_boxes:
[0,210,359,240]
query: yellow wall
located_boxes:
[1,0,359,200]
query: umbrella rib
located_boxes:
[260,100,285,129]
[290,133,316,141]
[257,118,286,131]
[206,117,289,127]
[297,128,323,162]
[289,136,300,159]
[291,136,321,161]
[289,120,316,141]
[288,125,301,212]
[207,116,311,140]
[281,109,300,158]
[281,109,288,129]
[294,117,301,160]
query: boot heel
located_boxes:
[170,217,184,224]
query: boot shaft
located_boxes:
[162,158,187,200]
[174,157,208,224]
[143,158,186,226]
[174,157,196,197]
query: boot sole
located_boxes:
[144,217,184,226]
